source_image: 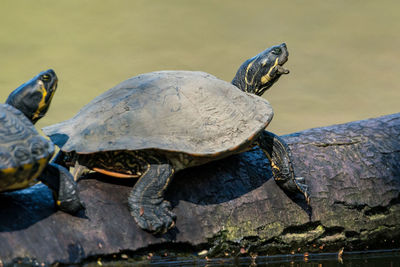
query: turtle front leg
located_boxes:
[128,157,176,234]
[256,130,310,203]
[38,163,85,214]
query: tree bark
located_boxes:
[0,113,399,265]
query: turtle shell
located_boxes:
[0,104,54,192]
[43,71,273,156]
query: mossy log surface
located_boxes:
[0,113,399,265]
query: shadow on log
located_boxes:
[0,113,399,265]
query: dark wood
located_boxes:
[0,113,399,265]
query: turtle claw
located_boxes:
[294,176,310,204]
[58,195,85,214]
[130,199,176,234]
[39,163,85,214]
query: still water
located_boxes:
[1,1,400,134]
[84,250,400,266]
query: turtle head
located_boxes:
[232,43,289,96]
[6,69,58,124]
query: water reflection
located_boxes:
[84,250,400,266]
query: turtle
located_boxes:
[43,43,309,233]
[0,69,84,214]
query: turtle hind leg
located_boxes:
[257,130,310,204]
[72,162,91,181]
[128,156,176,234]
[38,163,85,214]
[52,151,90,181]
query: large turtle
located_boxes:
[43,43,309,233]
[0,70,83,213]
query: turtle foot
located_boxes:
[257,130,311,205]
[129,199,176,234]
[40,163,85,214]
[53,163,85,214]
[57,194,85,214]
[294,176,310,204]
[275,174,310,204]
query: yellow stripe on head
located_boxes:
[244,60,254,86]
[31,80,49,121]
[261,58,279,85]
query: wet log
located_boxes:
[0,113,399,265]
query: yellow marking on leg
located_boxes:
[261,148,273,162]
[261,147,282,180]
[261,58,279,84]
[56,200,61,206]
[159,168,174,197]
[270,161,280,171]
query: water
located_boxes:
[1,1,399,134]
[84,250,400,266]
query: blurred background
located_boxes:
[0,0,399,134]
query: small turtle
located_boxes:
[0,70,83,213]
[43,43,308,233]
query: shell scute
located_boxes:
[43,71,274,156]
[0,104,54,191]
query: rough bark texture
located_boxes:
[0,113,399,265]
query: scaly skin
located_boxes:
[1,70,84,214]
[50,43,309,233]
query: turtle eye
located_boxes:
[272,47,282,55]
[41,74,50,82]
